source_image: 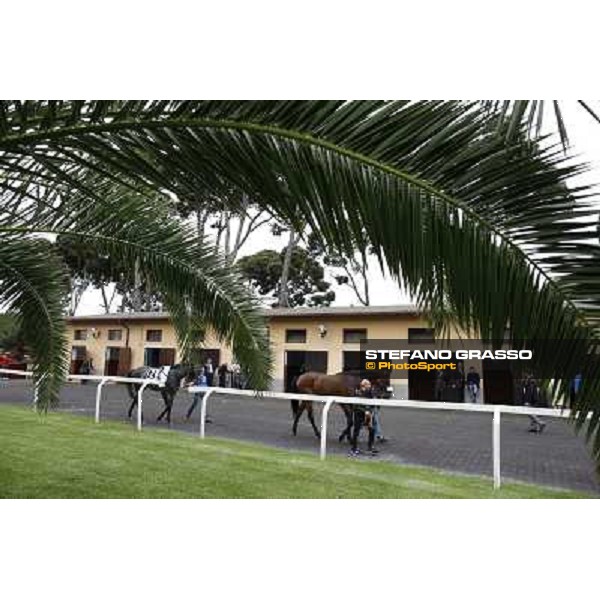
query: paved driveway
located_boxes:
[1,379,598,493]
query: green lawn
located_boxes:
[0,404,591,498]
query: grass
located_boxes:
[0,404,592,498]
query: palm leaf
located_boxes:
[1,182,272,395]
[0,236,69,407]
[2,100,600,454]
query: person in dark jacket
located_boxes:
[79,359,93,384]
[349,379,378,457]
[466,367,481,402]
[570,373,582,408]
[521,373,546,433]
[203,357,214,386]
[218,363,228,387]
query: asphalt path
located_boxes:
[0,379,598,493]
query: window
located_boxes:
[146,329,163,342]
[74,329,87,341]
[285,329,307,343]
[343,328,367,343]
[108,329,122,341]
[408,328,435,342]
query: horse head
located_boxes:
[165,363,198,388]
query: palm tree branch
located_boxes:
[0,113,588,316]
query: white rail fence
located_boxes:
[0,367,578,489]
[0,368,164,431]
[187,385,577,490]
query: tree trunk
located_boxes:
[278,229,298,307]
[196,207,209,240]
[100,285,111,314]
[68,278,87,316]
[131,259,143,312]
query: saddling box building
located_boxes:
[66,305,520,404]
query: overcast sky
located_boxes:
[76,101,600,315]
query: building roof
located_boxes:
[66,312,172,322]
[267,304,419,318]
[67,304,420,323]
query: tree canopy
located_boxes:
[237,247,335,307]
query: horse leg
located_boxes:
[339,404,353,442]
[306,402,320,438]
[165,391,174,425]
[127,384,138,419]
[157,390,171,423]
[292,401,306,436]
[291,399,300,418]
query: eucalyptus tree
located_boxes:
[176,181,274,265]
[2,100,600,458]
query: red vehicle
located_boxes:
[0,353,26,376]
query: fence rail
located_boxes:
[0,368,164,431]
[187,385,576,489]
[0,367,580,489]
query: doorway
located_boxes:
[104,346,132,376]
[343,350,365,374]
[482,359,515,404]
[70,345,87,375]
[284,350,328,392]
[190,348,221,368]
[144,347,176,368]
[408,369,438,401]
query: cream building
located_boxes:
[66,305,515,403]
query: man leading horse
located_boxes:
[291,371,391,448]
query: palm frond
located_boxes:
[1,183,272,392]
[0,237,69,407]
[2,100,600,454]
[482,99,600,150]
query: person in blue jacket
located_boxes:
[570,373,582,408]
[185,368,212,422]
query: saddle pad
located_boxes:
[147,366,171,382]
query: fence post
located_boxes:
[137,381,151,432]
[320,399,334,460]
[493,409,501,489]
[94,377,109,424]
[199,389,214,438]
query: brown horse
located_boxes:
[291,371,388,440]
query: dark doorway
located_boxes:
[284,350,328,392]
[144,347,176,368]
[482,359,515,404]
[344,350,390,389]
[408,370,438,401]
[70,345,87,375]
[104,346,132,376]
[190,348,221,368]
[343,350,365,373]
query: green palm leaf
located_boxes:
[0,236,69,405]
[1,182,272,404]
[1,100,600,454]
